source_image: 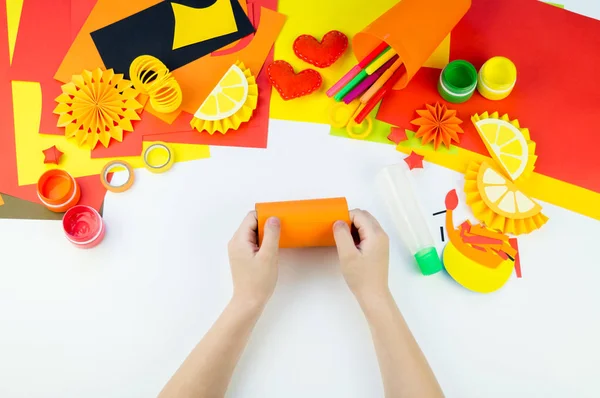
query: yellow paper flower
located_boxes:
[54,68,143,149]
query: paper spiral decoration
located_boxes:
[129,55,183,114]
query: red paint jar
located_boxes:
[62,205,105,249]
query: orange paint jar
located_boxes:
[256,198,350,248]
[37,169,81,212]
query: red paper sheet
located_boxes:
[10,0,98,137]
[0,3,106,211]
[377,0,600,194]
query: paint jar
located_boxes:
[376,163,443,276]
[477,56,517,101]
[37,169,81,212]
[62,205,105,249]
[438,60,478,104]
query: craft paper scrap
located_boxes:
[13,81,210,186]
[90,0,254,77]
[378,0,600,219]
[271,0,450,124]
[0,193,65,221]
[171,0,239,50]
[7,0,24,64]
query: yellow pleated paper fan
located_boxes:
[54,68,143,149]
[465,160,549,235]
[191,61,258,135]
[472,112,537,182]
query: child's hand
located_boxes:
[333,209,390,304]
[228,212,281,307]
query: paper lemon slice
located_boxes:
[465,161,548,235]
[472,112,537,182]
[191,61,258,135]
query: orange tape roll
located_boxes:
[255,198,351,248]
[37,169,81,213]
[353,0,471,90]
[100,160,135,193]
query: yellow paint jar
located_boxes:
[477,57,517,101]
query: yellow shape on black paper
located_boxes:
[172,0,239,50]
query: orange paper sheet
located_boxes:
[353,0,470,90]
[256,198,350,248]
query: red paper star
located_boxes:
[404,151,425,170]
[43,145,63,165]
[387,127,408,144]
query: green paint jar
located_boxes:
[438,60,478,104]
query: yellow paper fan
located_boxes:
[191,61,258,135]
[465,160,549,235]
[472,112,537,182]
[54,68,143,149]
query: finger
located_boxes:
[350,209,382,242]
[258,217,281,256]
[233,211,259,246]
[333,220,358,258]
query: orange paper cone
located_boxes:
[256,198,350,248]
[353,0,471,90]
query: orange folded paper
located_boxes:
[256,198,350,248]
[353,0,471,90]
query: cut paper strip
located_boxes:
[411,102,464,150]
[0,4,107,214]
[54,68,143,149]
[90,0,254,77]
[271,0,451,124]
[378,0,600,217]
[7,0,24,64]
[129,55,183,114]
[472,112,536,182]
[171,0,239,50]
[464,161,549,235]
[192,61,258,134]
[14,81,211,186]
[510,238,522,278]
[0,194,3,206]
[293,30,348,68]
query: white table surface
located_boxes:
[2,2,600,397]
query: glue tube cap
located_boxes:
[414,246,443,276]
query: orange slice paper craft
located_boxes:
[411,102,464,150]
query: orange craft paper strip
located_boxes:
[353,0,471,90]
[255,198,351,249]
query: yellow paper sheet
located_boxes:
[7,0,24,64]
[395,143,600,221]
[271,0,450,124]
[171,0,239,50]
[13,81,210,186]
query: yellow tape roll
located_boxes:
[143,142,175,174]
[129,55,183,114]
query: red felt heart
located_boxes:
[293,30,348,68]
[267,60,323,101]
